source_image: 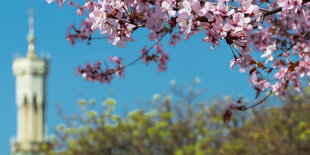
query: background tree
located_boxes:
[219,87,310,155]
[43,80,310,154]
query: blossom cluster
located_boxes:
[48,0,310,99]
[76,56,124,84]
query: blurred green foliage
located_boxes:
[44,81,310,155]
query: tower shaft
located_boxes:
[11,9,49,154]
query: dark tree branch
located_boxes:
[262,0,310,17]
[124,32,168,68]
[239,92,272,110]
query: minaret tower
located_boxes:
[12,9,49,154]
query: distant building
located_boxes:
[11,9,49,155]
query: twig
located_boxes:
[203,1,270,12]
[242,92,272,110]
[263,0,310,17]
[124,32,168,68]
[89,36,108,40]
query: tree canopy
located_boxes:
[47,0,310,101]
[43,82,310,154]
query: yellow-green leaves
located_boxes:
[78,99,87,105]
[103,98,116,106]
[87,110,97,117]
[45,83,310,154]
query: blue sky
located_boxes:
[0,1,254,154]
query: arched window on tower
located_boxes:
[33,94,38,140]
[33,94,37,112]
[23,96,27,105]
[23,95,29,140]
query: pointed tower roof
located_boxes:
[27,9,36,59]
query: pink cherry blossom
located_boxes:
[230,54,254,69]
[272,81,288,98]
[161,1,176,17]
[250,73,271,92]
[176,12,192,34]
[47,0,310,100]
[155,44,169,72]
[261,43,276,63]
[296,55,310,77]
[46,0,65,8]
[203,29,220,51]
[224,12,251,32]
[274,66,288,79]
[277,0,303,12]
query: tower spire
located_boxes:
[27,9,36,59]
